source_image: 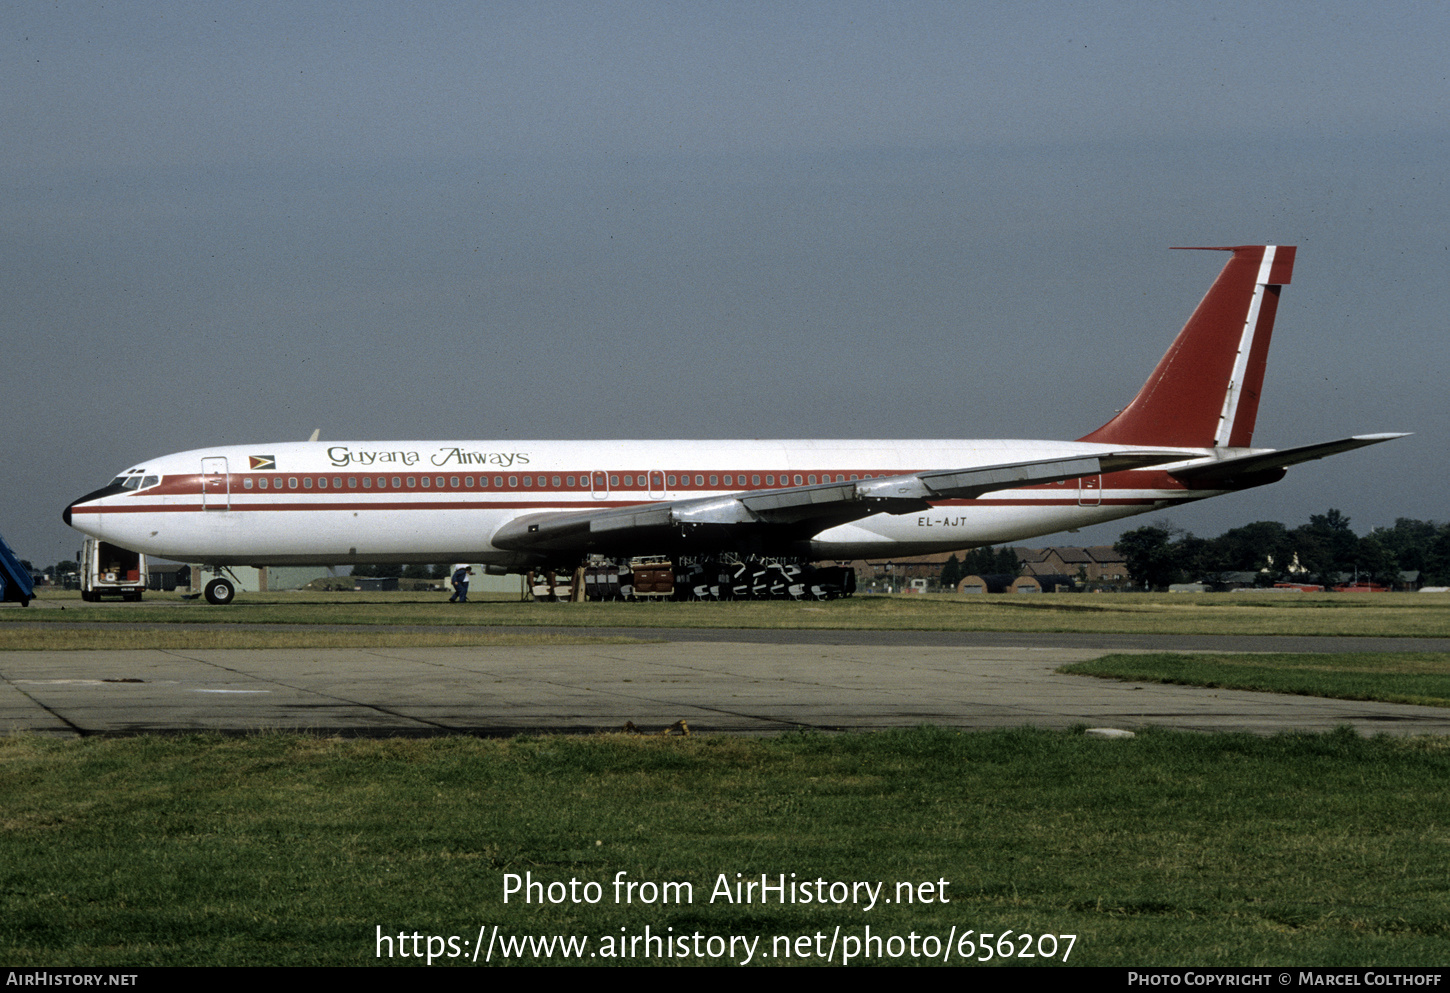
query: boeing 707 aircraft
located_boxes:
[64,245,1404,603]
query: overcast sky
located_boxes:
[3,2,1445,568]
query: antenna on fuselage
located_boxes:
[308,429,320,442]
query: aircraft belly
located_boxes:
[809,490,1204,557]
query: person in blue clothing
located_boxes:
[449,566,473,603]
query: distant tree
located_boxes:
[401,563,432,580]
[1291,509,1358,585]
[1173,533,1209,584]
[960,545,1018,578]
[1203,521,1294,582]
[939,554,962,591]
[961,547,990,577]
[1429,526,1450,586]
[994,546,1020,576]
[1369,518,1449,583]
[1353,535,1399,586]
[1115,526,1182,591]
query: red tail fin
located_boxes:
[1079,245,1295,448]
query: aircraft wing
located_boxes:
[491,451,1189,556]
[1170,433,1409,486]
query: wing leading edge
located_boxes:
[491,451,1190,557]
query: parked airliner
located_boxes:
[65,245,1403,603]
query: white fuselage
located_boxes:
[67,438,1220,568]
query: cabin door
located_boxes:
[201,457,230,511]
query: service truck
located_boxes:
[80,537,146,602]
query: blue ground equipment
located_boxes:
[0,530,35,606]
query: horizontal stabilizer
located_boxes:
[1171,434,1409,486]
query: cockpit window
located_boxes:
[111,474,159,491]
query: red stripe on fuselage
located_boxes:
[70,494,1196,516]
[71,465,1206,516]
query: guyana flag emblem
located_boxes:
[249,455,277,470]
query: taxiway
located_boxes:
[5,638,1448,738]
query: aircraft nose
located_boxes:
[63,481,129,530]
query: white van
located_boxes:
[80,537,147,602]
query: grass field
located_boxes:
[1062,652,1450,708]
[3,727,1447,967]
[6,592,1449,967]
[6,590,1450,644]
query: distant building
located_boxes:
[1015,546,1128,585]
[841,551,984,592]
[956,573,1015,594]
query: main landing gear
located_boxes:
[204,576,237,605]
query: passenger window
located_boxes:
[450,476,459,487]
[363,477,372,488]
[752,475,760,486]
[494,476,503,487]
[508,476,517,487]
[243,478,253,490]
[392,477,402,488]
[259,478,268,489]
[667,475,676,486]
[421,476,430,488]
[289,477,299,489]
[318,477,327,489]
[334,477,343,488]
[348,477,357,488]
[303,477,313,489]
